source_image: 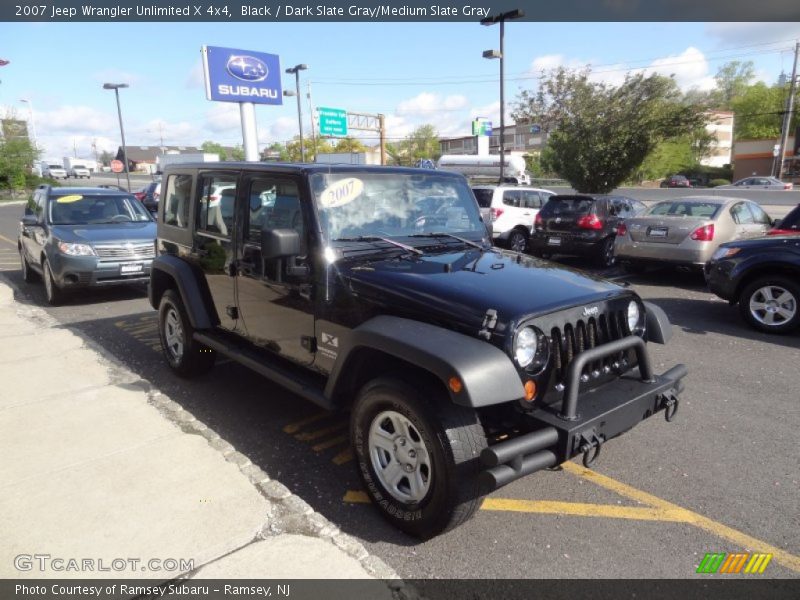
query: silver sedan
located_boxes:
[716,176,793,191]
[614,196,773,270]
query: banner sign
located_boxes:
[202,45,282,105]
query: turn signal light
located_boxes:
[523,380,537,401]
[491,208,504,222]
[448,377,463,393]
[691,223,715,241]
[534,213,543,229]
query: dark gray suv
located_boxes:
[18,186,156,305]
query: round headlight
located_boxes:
[627,300,641,332]
[514,326,537,368]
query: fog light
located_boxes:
[448,377,463,393]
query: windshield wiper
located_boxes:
[409,232,486,250]
[333,236,423,255]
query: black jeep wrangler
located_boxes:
[149,163,687,538]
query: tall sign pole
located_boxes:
[777,41,799,180]
[240,103,259,161]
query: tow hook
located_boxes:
[661,391,680,422]
[579,432,604,468]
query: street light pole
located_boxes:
[285,64,308,162]
[481,9,524,184]
[103,83,131,192]
[19,98,38,151]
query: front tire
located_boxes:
[739,276,800,334]
[351,377,487,538]
[158,289,216,376]
[42,259,64,305]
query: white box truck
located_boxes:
[436,154,530,185]
[156,152,220,173]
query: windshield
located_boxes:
[49,165,62,170]
[49,194,153,225]
[310,171,486,242]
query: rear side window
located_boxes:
[746,203,771,226]
[539,197,595,217]
[163,174,193,228]
[502,190,521,207]
[197,175,237,237]
[471,189,494,208]
[648,201,721,219]
[778,205,800,230]
[730,203,754,225]
[520,190,542,209]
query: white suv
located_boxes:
[471,185,555,252]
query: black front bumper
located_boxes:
[480,336,687,491]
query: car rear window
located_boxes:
[539,196,595,217]
[471,188,494,208]
[647,201,721,219]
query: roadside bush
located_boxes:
[709,179,731,187]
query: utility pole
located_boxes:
[777,41,799,180]
[307,81,317,162]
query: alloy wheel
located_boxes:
[749,285,797,327]
[164,307,185,362]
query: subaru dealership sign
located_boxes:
[202,45,283,105]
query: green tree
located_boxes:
[386,124,441,165]
[731,82,791,140]
[0,137,39,192]
[200,141,228,161]
[99,150,114,166]
[229,145,245,161]
[514,68,705,193]
[712,61,756,109]
[332,137,368,153]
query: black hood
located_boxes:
[51,222,156,244]
[337,247,627,329]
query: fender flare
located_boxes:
[325,315,525,408]
[643,301,672,345]
[149,255,215,330]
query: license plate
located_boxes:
[548,237,561,246]
[648,227,668,238]
[121,263,144,274]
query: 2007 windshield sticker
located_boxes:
[56,195,83,203]
[320,178,363,208]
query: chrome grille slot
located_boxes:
[95,243,155,261]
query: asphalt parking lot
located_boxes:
[0,200,798,579]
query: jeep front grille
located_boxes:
[94,243,155,261]
[550,310,631,383]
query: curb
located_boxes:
[0,280,411,589]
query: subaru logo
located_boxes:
[582,306,599,317]
[226,55,268,82]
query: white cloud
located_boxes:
[38,105,116,136]
[204,103,240,133]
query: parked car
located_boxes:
[68,165,91,179]
[768,204,800,235]
[615,196,773,272]
[98,184,128,192]
[150,162,686,538]
[18,186,156,305]
[705,236,800,333]
[660,175,692,188]
[134,181,161,212]
[530,195,647,267]
[471,185,555,252]
[716,176,793,191]
[44,164,67,180]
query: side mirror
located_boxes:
[772,218,782,228]
[21,215,38,227]
[261,228,301,260]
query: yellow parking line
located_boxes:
[0,233,16,247]
[282,411,331,434]
[481,498,686,521]
[332,448,354,465]
[294,422,347,442]
[311,434,348,452]
[561,461,800,573]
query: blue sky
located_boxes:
[1,21,799,160]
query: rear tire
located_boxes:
[739,276,800,334]
[351,377,487,539]
[158,289,217,376]
[507,229,528,253]
[596,236,616,268]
